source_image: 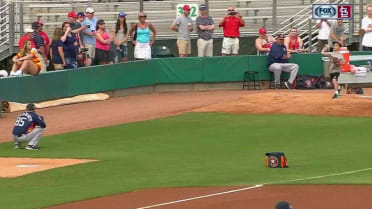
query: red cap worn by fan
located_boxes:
[259,27,267,35]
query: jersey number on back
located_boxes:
[15,117,26,127]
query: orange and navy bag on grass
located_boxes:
[265,152,288,168]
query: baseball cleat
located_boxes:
[25,145,39,151]
[284,81,292,89]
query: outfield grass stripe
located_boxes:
[136,185,263,209]
[264,167,372,185]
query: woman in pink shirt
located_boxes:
[95,19,113,65]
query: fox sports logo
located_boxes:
[314,6,337,18]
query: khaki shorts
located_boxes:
[53,64,64,70]
[85,44,96,59]
[221,37,239,55]
[197,38,213,57]
[177,39,191,55]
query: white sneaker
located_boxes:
[10,70,23,76]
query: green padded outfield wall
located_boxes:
[0,52,364,103]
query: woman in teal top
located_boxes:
[130,12,157,60]
[136,27,150,43]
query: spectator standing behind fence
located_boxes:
[196,4,215,57]
[268,34,299,89]
[50,28,65,70]
[77,12,85,23]
[113,12,129,63]
[81,7,98,66]
[219,6,245,56]
[67,11,85,48]
[37,20,50,59]
[68,11,80,30]
[284,27,304,53]
[75,12,86,66]
[61,22,78,69]
[316,19,332,52]
[10,40,41,76]
[171,5,193,57]
[31,22,47,73]
[329,19,345,46]
[130,12,157,60]
[255,27,275,55]
[95,19,113,65]
[361,5,372,51]
[19,27,36,50]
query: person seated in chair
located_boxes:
[268,34,299,89]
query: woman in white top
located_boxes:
[113,12,129,63]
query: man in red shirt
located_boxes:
[18,27,36,49]
[37,20,50,57]
[219,7,245,56]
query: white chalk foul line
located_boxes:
[135,184,263,209]
[135,167,372,209]
[263,167,372,185]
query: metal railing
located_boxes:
[0,1,10,48]
[272,0,361,52]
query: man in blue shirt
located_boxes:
[12,103,46,150]
[80,7,98,66]
[268,34,299,89]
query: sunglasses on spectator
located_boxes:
[100,23,105,25]
[139,15,147,18]
[228,9,235,11]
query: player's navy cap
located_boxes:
[275,201,292,209]
[26,103,35,111]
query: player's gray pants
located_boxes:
[269,63,299,85]
[13,127,44,146]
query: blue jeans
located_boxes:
[65,57,78,69]
[113,45,128,63]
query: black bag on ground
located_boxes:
[316,76,334,89]
[295,75,318,89]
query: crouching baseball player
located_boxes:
[12,103,46,150]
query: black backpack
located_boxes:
[295,75,318,89]
[316,76,334,89]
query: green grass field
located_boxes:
[1,113,372,209]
